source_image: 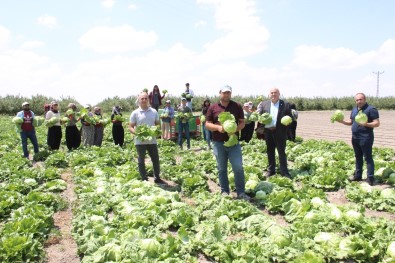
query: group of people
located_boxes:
[16,84,381,197]
[15,101,126,158]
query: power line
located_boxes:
[372,71,384,97]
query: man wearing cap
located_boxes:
[45,101,62,150]
[205,85,250,201]
[257,88,293,178]
[129,92,165,184]
[16,102,39,158]
[184,83,194,110]
[161,100,175,140]
[177,98,192,149]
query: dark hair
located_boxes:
[152,85,160,93]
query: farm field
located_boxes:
[297,110,395,150]
[1,113,395,262]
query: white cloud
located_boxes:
[102,0,115,8]
[0,49,61,97]
[79,25,158,53]
[128,4,137,10]
[37,15,58,28]
[194,20,207,28]
[198,0,270,61]
[292,45,376,70]
[0,26,11,49]
[376,39,395,65]
[21,41,45,49]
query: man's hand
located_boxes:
[217,125,225,133]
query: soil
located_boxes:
[44,170,80,263]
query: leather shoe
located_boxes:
[349,176,362,182]
[264,171,275,177]
[282,173,292,179]
[367,177,375,186]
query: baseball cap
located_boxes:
[166,100,171,103]
[181,97,187,101]
[220,85,232,93]
[51,101,58,105]
[22,102,29,106]
[243,102,250,107]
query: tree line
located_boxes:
[1,94,394,115]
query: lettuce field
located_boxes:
[1,114,395,263]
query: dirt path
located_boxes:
[44,170,80,263]
[296,110,395,149]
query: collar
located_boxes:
[139,106,151,112]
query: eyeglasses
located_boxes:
[140,98,148,100]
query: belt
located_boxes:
[265,127,276,131]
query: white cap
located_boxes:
[220,85,232,93]
[243,102,250,107]
[181,97,187,101]
[22,102,29,106]
[166,100,171,103]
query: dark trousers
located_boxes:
[94,126,104,146]
[288,121,297,141]
[112,125,124,146]
[66,125,81,150]
[352,137,374,178]
[47,126,62,150]
[264,129,289,175]
[136,144,160,180]
[240,122,255,143]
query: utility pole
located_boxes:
[372,71,384,97]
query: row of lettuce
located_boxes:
[1,115,395,262]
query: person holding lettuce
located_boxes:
[65,103,81,150]
[45,101,62,150]
[111,105,124,147]
[336,93,380,186]
[205,85,250,201]
[129,92,165,184]
[15,101,39,158]
[257,88,293,178]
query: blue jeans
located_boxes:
[213,141,245,196]
[135,144,160,180]
[178,122,190,149]
[202,122,212,148]
[352,137,374,178]
[20,130,39,158]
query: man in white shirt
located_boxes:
[257,88,293,178]
[129,92,165,184]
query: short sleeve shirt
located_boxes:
[350,103,379,140]
[130,107,160,145]
[206,100,244,142]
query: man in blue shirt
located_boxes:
[337,93,380,185]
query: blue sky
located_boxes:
[0,0,394,105]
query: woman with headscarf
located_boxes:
[111,105,124,146]
[93,106,104,146]
[45,101,62,150]
[81,105,95,146]
[65,103,81,150]
[148,85,165,111]
[201,98,212,150]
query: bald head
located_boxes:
[269,88,280,103]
